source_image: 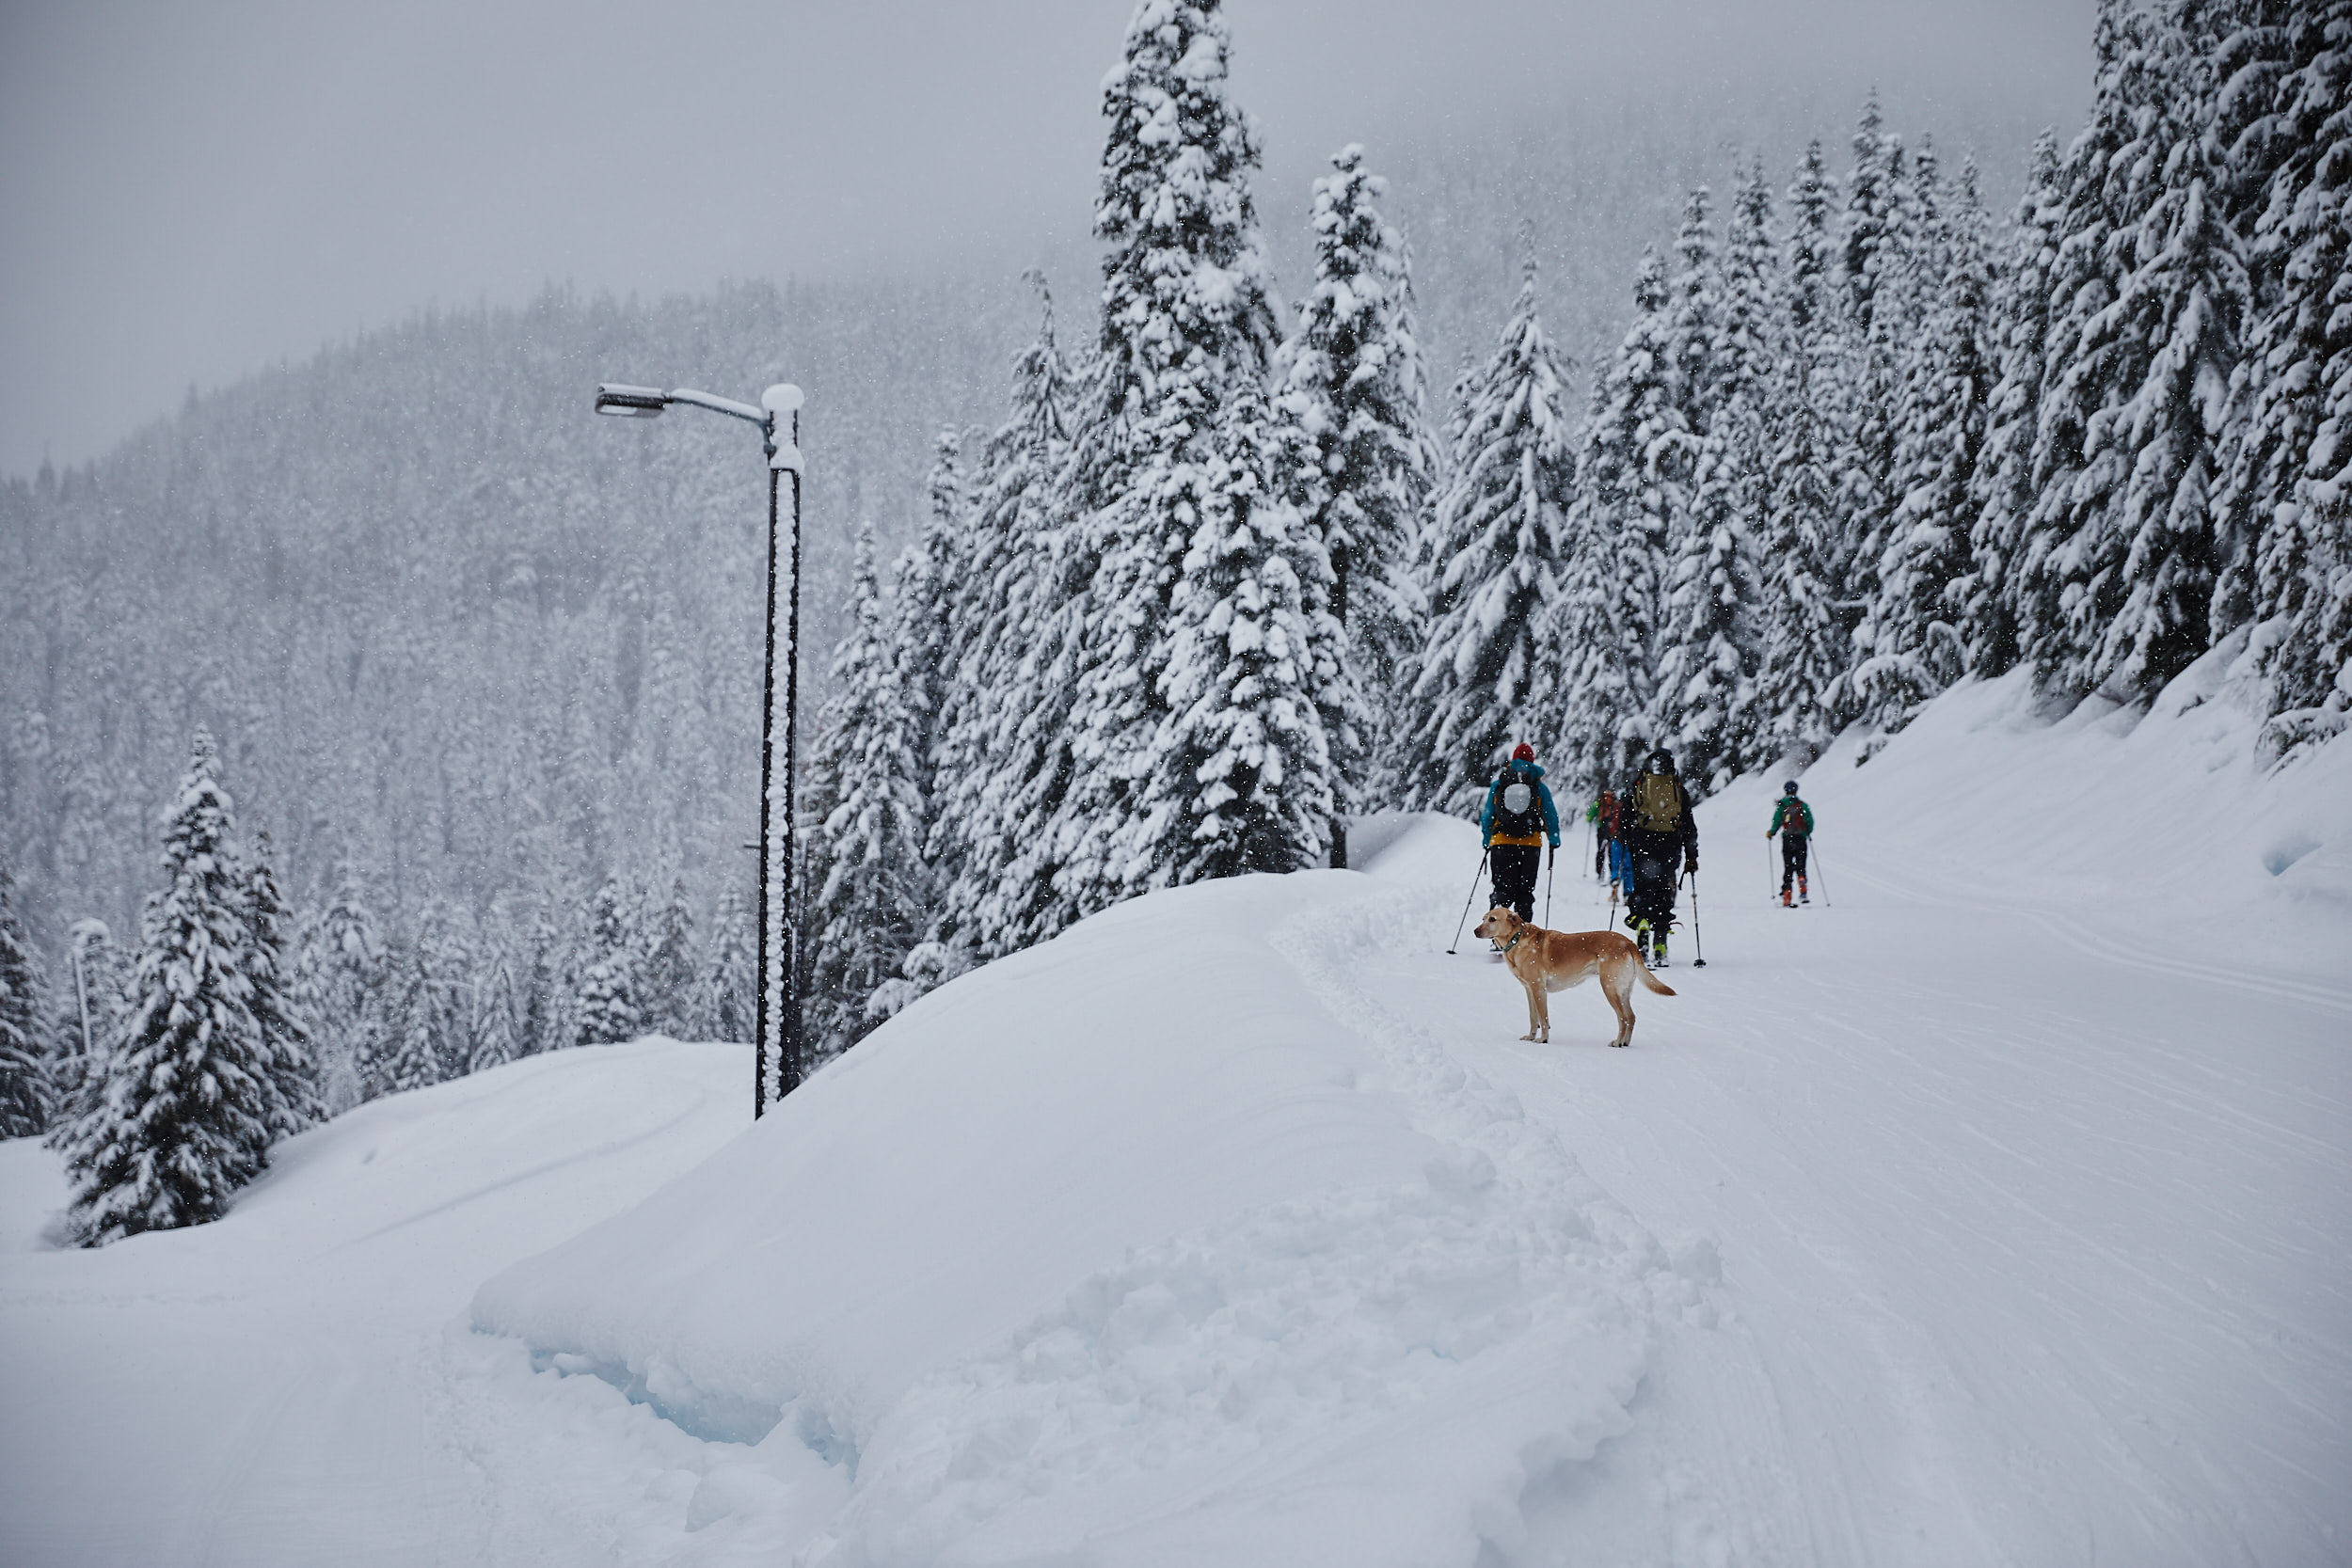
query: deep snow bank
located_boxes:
[472,871,1698,1566]
[0,1038,751,1568]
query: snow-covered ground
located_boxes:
[5,666,2348,1566]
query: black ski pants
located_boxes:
[1489,843,1541,923]
[1780,832,1810,893]
[1621,828,1682,928]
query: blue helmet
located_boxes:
[1783,781,1799,796]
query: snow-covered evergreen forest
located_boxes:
[4,0,2347,1198]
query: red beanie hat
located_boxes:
[1511,743,1534,762]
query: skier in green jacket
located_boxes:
[1767,782,1814,907]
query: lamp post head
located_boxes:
[595,384,668,418]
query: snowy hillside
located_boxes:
[6,672,2349,1566]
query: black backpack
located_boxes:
[1491,770,1544,837]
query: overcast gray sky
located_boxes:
[0,0,2091,481]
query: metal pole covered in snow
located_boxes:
[761,384,806,1110]
[595,379,805,1116]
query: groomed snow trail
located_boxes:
[1353,810,2350,1566]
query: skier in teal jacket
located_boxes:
[1767,782,1814,906]
[1479,743,1561,923]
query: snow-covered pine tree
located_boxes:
[1049,0,1284,919]
[933,277,1079,961]
[1665,187,1721,450]
[58,730,274,1243]
[46,918,122,1133]
[638,875,697,1037]
[0,859,53,1138]
[1553,250,1677,798]
[1756,141,1852,766]
[1964,130,2067,676]
[299,857,381,1108]
[1403,256,1575,810]
[1660,168,1778,792]
[897,428,967,786]
[2025,0,2249,702]
[1856,157,1997,740]
[1129,374,1341,881]
[374,898,474,1092]
[1279,144,1438,832]
[702,882,755,1045]
[242,827,323,1138]
[573,879,641,1047]
[519,895,574,1056]
[374,941,445,1097]
[2216,0,2352,746]
[802,525,927,1061]
[1829,98,1916,694]
[469,921,523,1070]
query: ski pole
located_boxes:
[1446,847,1492,955]
[1809,842,1832,908]
[1686,869,1708,967]
[1543,846,1555,929]
[1767,832,1775,902]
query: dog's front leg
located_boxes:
[1520,979,1541,1042]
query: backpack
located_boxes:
[1491,770,1543,837]
[1631,771,1682,833]
[1782,798,1811,836]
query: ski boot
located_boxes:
[1780,885,1793,908]
[1650,925,1671,969]
[1799,876,1810,906]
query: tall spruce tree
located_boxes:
[57,731,275,1243]
[1131,375,1341,881]
[299,858,381,1108]
[1050,0,1284,919]
[574,879,641,1047]
[702,883,755,1044]
[2217,0,2352,741]
[1828,93,1906,673]
[469,922,523,1069]
[1403,257,1576,812]
[47,918,123,1134]
[1662,168,1776,791]
[1279,144,1436,838]
[1966,130,2067,675]
[1756,142,1851,764]
[802,526,927,1060]
[2026,0,2249,701]
[935,280,1080,960]
[1857,158,1996,738]
[897,429,968,786]
[243,827,323,1138]
[1555,249,1677,796]
[0,860,53,1138]
[638,875,698,1038]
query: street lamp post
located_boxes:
[595,380,806,1115]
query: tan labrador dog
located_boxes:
[1470,907,1676,1048]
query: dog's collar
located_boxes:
[1501,927,1529,955]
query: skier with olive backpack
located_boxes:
[1767,782,1814,906]
[1619,748,1697,967]
[1479,743,1561,924]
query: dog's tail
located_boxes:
[1636,960,1677,997]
